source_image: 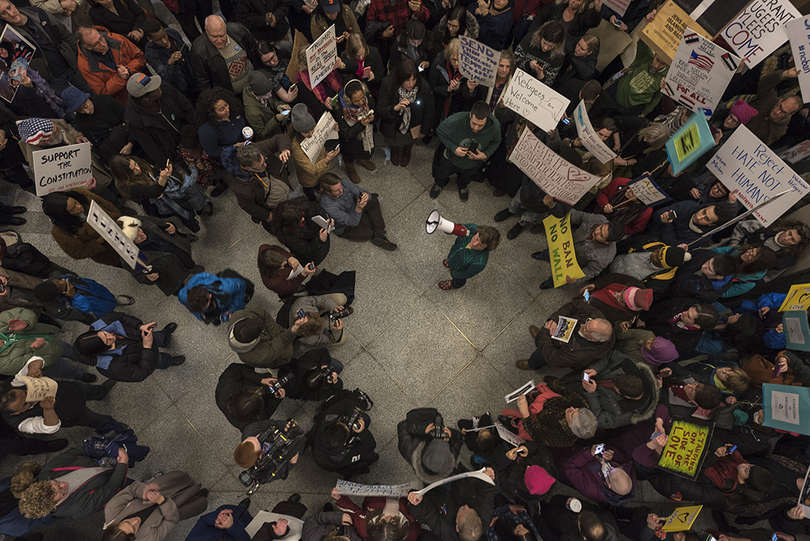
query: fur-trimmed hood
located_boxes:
[628,357,660,425]
[410,440,456,484]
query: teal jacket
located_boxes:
[447,224,489,280]
[436,111,501,170]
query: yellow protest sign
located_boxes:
[661,505,703,532]
[779,284,810,312]
[641,0,711,63]
[542,213,585,288]
[673,121,700,162]
[658,419,714,479]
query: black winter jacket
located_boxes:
[77,312,162,382]
[189,22,258,93]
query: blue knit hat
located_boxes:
[60,87,91,113]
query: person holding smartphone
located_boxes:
[143,20,198,100]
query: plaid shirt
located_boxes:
[367,0,429,36]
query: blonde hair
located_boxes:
[19,481,57,518]
[346,34,369,61]
[638,123,669,153]
[444,38,460,61]
[10,462,41,499]
[720,367,750,393]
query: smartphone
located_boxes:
[595,444,605,454]
[773,363,783,378]
[180,43,189,55]
[583,290,590,302]
[650,432,664,440]
[670,210,677,219]
[582,372,590,382]
[282,109,291,116]
[613,16,622,27]
[0,283,5,294]
[467,141,479,153]
[418,65,424,72]
[363,66,372,77]
[296,309,305,319]
[289,83,297,93]
[562,118,571,125]
[727,445,737,455]
[307,263,315,271]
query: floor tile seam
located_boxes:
[426,352,479,403]
[434,303,477,350]
[358,295,423,350]
[176,407,242,473]
[163,352,236,405]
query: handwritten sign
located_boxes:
[721,0,800,67]
[665,112,715,175]
[459,36,498,87]
[306,24,337,88]
[763,383,810,435]
[657,418,713,479]
[641,0,711,63]
[32,142,93,197]
[502,68,569,131]
[662,28,739,114]
[495,423,525,447]
[509,128,601,205]
[707,125,810,227]
[784,310,810,352]
[335,480,419,497]
[779,283,810,312]
[779,140,810,164]
[300,112,338,164]
[786,16,810,103]
[86,200,140,269]
[574,101,616,163]
[17,375,57,402]
[415,467,495,496]
[628,174,670,205]
[504,380,535,403]
[661,505,703,532]
[542,212,586,288]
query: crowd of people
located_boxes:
[0,0,809,538]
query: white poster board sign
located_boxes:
[502,68,569,132]
[306,24,337,88]
[335,480,419,497]
[459,36,499,87]
[706,125,810,227]
[628,174,670,205]
[779,140,810,164]
[495,423,525,447]
[32,142,93,197]
[86,200,140,269]
[300,112,338,164]
[720,0,801,67]
[509,128,601,205]
[662,28,739,114]
[786,16,810,103]
[246,512,304,539]
[504,380,535,403]
[574,101,616,163]
[603,0,630,17]
[415,467,495,496]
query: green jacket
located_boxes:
[447,224,489,280]
[243,82,284,141]
[227,308,295,368]
[615,41,668,117]
[436,111,501,170]
[0,307,63,375]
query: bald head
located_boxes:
[205,15,228,48]
[581,318,612,343]
[608,468,632,495]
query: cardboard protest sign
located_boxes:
[779,283,810,312]
[641,0,711,63]
[246,512,304,539]
[505,380,535,403]
[779,140,810,164]
[86,200,141,270]
[300,112,338,164]
[784,310,810,352]
[415,467,495,496]
[17,375,57,402]
[0,26,35,103]
[720,0,801,67]
[306,24,336,88]
[495,423,525,447]
[542,212,586,288]
[763,383,810,435]
[661,505,703,532]
[665,113,716,175]
[551,316,578,343]
[32,142,93,197]
[574,101,616,163]
[628,174,670,206]
[706,125,810,227]
[335,480,419,497]
[657,418,714,479]
[459,36,498,87]
[786,16,810,103]
[501,68,569,131]
[662,28,739,114]
[509,128,601,205]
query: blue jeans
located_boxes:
[47,358,85,380]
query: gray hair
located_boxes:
[568,408,597,438]
[588,318,613,342]
[236,145,263,169]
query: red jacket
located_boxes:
[335,495,422,541]
[595,176,653,236]
[77,26,145,106]
[704,451,747,494]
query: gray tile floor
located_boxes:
[1,133,734,539]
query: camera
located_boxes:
[0,283,5,294]
[269,373,293,394]
[430,414,445,439]
[330,307,351,321]
[341,389,373,431]
[238,419,303,495]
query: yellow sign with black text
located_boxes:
[542,213,585,288]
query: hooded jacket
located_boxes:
[227,308,295,368]
[0,307,64,376]
[77,26,145,105]
[397,408,462,483]
[186,504,252,541]
[125,81,194,168]
[215,362,284,430]
[178,272,247,323]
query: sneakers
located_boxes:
[459,187,469,202]
[494,208,513,222]
[172,356,186,366]
[161,322,178,335]
[438,280,455,290]
[115,295,135,306]
[370,236,398,251]
[507,223,525,240]
[356,159,376,171]
[429,184,442,199]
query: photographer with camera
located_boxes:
[289,294,353,350]
[309,389,378,479]
[229,308,308,369]
[275,348,345,401]
[179,270,254,326]
[397,408,462,484]
[215,362,287,431]
[234,418,305,492]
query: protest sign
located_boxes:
[779,283,810,312]
[706,125,810,227]
[665,112,715,175]
[246,512,304,539]
[415,467,495,496]
[551,316,578,343]
[459,36,498,87]
[301,112,338,164]
[542,212,586,288]
[17,376,57,402]
[628,174,670,206]
[335,480,419,497]
[0,26,35,103]
[786,16,810,103]
[603,0,629,17]
[784,310,810,352]
[657,418,714,479]
[661,505,703,532]
[32,142,93,197]
[495,424,525,447]
[662,28,739,114]
[501,68,569,131]
[504,380,535,403]
[763,383,810,435]
[306,24,336,88]
[673,0,750,36]
[509,128,601,205]
[574,101,616,163]
[641,0,711,63]
[779,140,810,164]
[86,200,141,270]
[720,0,801,67]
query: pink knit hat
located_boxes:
[729,99,758,125]
[524,466,556,495]
[623,287,653,311]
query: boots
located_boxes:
[356,158,376,171]
[345,161,361,184]
[390,146,401,166]
[400,144,413,167]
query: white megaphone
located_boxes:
[425,210,468,237]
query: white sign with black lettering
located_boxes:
[786,15,810,103]
[574,101,616,163]
[459,36,499,87]
[720,0,800,67]
[32,142,93,196]
[86,200,140,269]
[502,68,569,131]
[300,112,338,164]
[306,25,337,88]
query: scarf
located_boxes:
[354,57,366,78]
[591,284,634,314]
[443,62,462,116]
[298,68,342,105]
[339,84,373,153]
[397,84,418,134]
[670,311,699,331]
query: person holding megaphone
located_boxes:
[436,220,500,291]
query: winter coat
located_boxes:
[77,312,162,382]
[189,22,257,93]
[309,395,377,473]
[43,273,116,324]
[77,26,145,106]
[289,295,347,349]
[641,298,706,360]
[302,512,362,541]
[215,363,283,430]
[289,130,330,188]
[88,0,146,37]
[236,0,290,42]
[276,348,342,401]
[428,52,486,124]
[586,272,647,326]
[243,83,284,141]
[334,495,422,541]
[11,8,79,81]
[274,200,331,267]
[186,505,252,541]
[469,4,512,50]
[227,308,295,368]
[397,407,462,483]
[437,112,500,170]
[258,245,306,300]
[535,299,615,369]
[128,216,194,296]
[178,272,247,323]
[223,135,292,222]
[562,446,636,504]
[144,28,196,98]
[311,5,361,42]
[489,441,554,503]
[0,307,63,376]
[521,382,590,447]
[432,11,479,50]
[408,476,496,541]
[49,189,122,266]
[446,224,489,280]
[377,73,435,141]
[331,89,377,162]
[0,268,43,314]
[668,249,735,303]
